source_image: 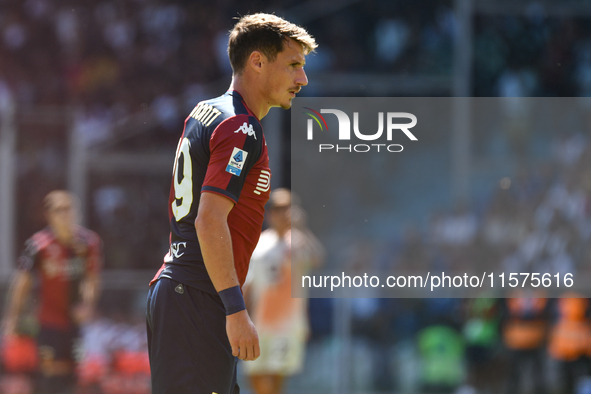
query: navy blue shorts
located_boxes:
[37,326,78,362]
[147,278,239,394]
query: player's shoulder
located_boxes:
[28,228,55,251]
[208,90,258,119]
[258,229,281,247]
[75,226,101,246]
[193,91,262,136]
[213,114,263,145]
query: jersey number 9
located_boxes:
[172,137,193,221]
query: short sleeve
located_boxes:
[201,115,262,202]
[17,238,39,271]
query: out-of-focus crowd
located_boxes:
[296,129,591,393]
[5,1,591,271]
[4,0,591,393]
[381,131,591,282]
[304,294,591,394]
[1,0,456,270]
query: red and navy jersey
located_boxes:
[152,90,271,294]
[18,226,102,330]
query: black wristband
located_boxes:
[218,285,246,316]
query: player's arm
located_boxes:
[3,270,33,337]
[80,272,100,307]
[4,238,38,337]
[196,192,260,361]
[196,192,240,290]
[74,235,102,324]
[73,272,100,324]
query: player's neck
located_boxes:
[51,226,74,245]
[274,225,289,239]
[229,76,270,120]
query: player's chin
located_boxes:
[280,99,293,109]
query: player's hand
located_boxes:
[72,303,94,324]
[226,310,260,361]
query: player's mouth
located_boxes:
[289,89,300,97]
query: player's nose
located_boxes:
[296,68,308,87]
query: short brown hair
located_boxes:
[43,190,74,211]
[228,13,317,75]
[268,188,291,208]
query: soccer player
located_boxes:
[146,13,317,394]
[243,189,324,394]
[3,190,103,394]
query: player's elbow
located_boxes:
[194,215,205,235]
[195,192,233,237]
[15,271,32,290]
[194,210,221,236]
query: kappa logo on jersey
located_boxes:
[254,169,271,195]
[226,147,249,176]
[234,122,257,140]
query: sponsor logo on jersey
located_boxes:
[226,147,248,176]
[43,257,85,279]
[171,242,187,258]
[164,242,188,262]
[254,169,271,195]
[234,122,257,140]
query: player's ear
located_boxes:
[247,51,265,73]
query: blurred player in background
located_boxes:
[244,188,324,394]
[3,190,102,394]
[146,13,316,394]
